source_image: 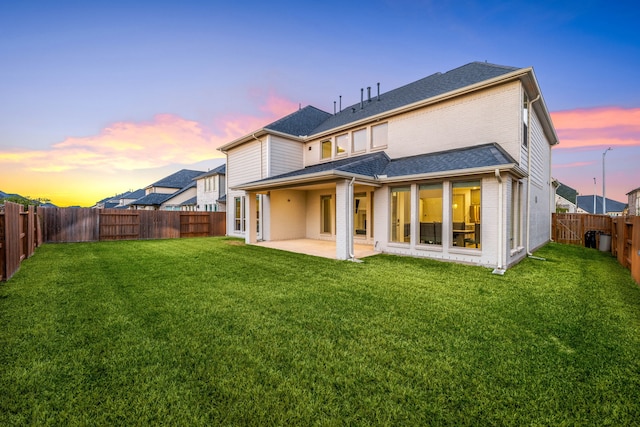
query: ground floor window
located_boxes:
[354,192,368,237]
[451,181,481,248]
[321,195,332,234]
[390,186,411,243]
[418,183,443,245]
[234,196,245,232]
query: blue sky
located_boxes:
[1,0,639,206]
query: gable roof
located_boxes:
[265,106,332,136]
[122,189,145,199]
[577,195,627,214]
[219,61,557,152]
[195,163,226,180]
[235,143,523,191]
[130,192,173,206]
[148,169,204,189]
[310,62,519,136]
[555,183,578,204]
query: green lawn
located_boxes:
[1,238,639,425]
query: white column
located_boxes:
[335,180,351,260]
[245,192,257,244]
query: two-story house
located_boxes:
[219,62,558,271]
[129,169,203,210]
[195,164,226,212]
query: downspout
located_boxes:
[492,169,505,275]
[348,177,356,260]
[526,94,540,257]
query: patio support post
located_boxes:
[245,192,257,244]
[335,179,352,260]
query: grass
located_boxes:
[1,238,639,425]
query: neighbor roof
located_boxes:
[195,163,227,180]
[577,195,627,214]
[130,193,173,206]
[556,183,578,204]
[149,169,204,189]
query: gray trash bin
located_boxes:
[599,233,611,252]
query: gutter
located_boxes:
[526,94,540,258]
[232,171,379,191]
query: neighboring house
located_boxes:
[129,169,203,210]
[219,62,559,270]
[576,195,627,216]
[93,189,146,209]
[627,187,640,216]
[555,182,578,213]
[195,164,227,212]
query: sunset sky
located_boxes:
[1,1,638,207]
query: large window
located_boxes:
[390,187,411,243]
[352,129,366,153]
[234,196,245,232]
[321,140,332,159]
[321,195,332,234]
[354,192,367,236]
[418,184,443,245]
[335,134,348,155]
[451,181,481,248]
[371,123,388,149]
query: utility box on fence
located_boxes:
[584,230,597,249]
[599,233,611,252]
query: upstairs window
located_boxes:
[352,129,366,153]
[371,123,388,148]
[336,134,348,155]
[321,140,332,159]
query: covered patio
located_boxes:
[254,239,378,260]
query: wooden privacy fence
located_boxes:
[0,202,41,281]
[38,208,226,243]
[553,213,640,285]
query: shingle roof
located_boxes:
[195,163,226,180]
[237,143,519,189]
[122,189,145,199]
[382,143,517,177]
[131,193,173,206]
[264,106,332,136]
[180,197,197,206]
[308,62,520,136]
[150,169,204,189]
[577,195,627,214]
[556,183,578,204]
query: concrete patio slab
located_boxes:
[254,239,378,260]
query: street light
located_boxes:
[593,177,596,214]
[602,147,612,215]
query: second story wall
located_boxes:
[270,135,304,177]
[303,81,523,167]
[227,140,264,188]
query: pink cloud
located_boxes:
[0,94,299,173]
[551,106,640,150]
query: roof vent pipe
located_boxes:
[333,101,336,115]
[377,83,380,101]
[367,86,371,102]
[339,95,342,112]
[360,88,364,109]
